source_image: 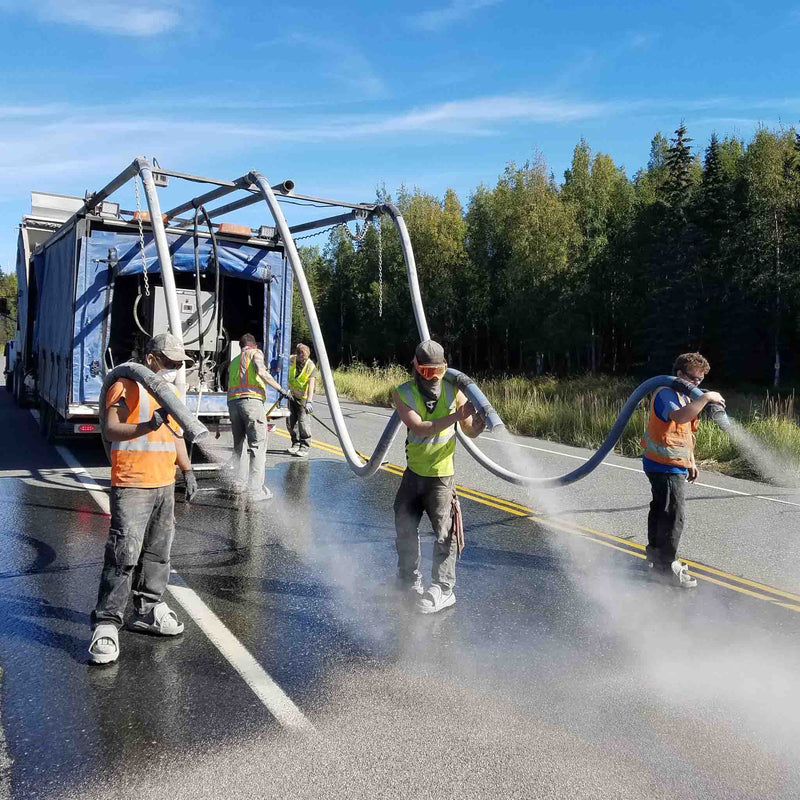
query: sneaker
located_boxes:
[295,446,309,459]
[287,443,300,456]
[417,584,456,614]
[248,486,274,504]
[129,602,184,636]
[671,560,697,588]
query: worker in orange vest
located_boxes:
[641,352,725,588]
[89,333,197,665]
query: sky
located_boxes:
[0,0,798,270]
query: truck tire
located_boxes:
[4,371,11,392]
[39,401,58,443]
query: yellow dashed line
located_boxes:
[271,427,800,612]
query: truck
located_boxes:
[8,161,298,441]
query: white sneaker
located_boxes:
[287,443,300,456]
[671,560,697,588]
[417,584,456,614]
[248,486,274,504]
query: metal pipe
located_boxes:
[84,160,140,213]
[136,157,187,398]
[164,177,250,221]
[204,180,296,221]
[250,171,403,476]
[289,210,365,235]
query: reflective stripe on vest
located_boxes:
[640,391,698,468]
[110,381,178,488]
[396,380,457,477]
[227,349,266,401]
[288,357,315,399]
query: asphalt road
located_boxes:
[1,388,799,800]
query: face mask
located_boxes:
[158,368,179,384]
[414,371,441,410]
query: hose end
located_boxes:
[706,403,732,431]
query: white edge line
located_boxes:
[49,434,314,733]
[166,584,315,733]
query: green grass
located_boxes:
[331,363,800,481]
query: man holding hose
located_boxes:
[392,340,485,613]
[641,352,725,588]
[89,333,198,665]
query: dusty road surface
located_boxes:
[1,389,799,800]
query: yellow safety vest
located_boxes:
[396,380,457,477]
[288,356,316,400]
[227,348,266,402]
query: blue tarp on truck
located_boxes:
[34,222,292,419]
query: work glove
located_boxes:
[148,407,168,431]
[279,387,291,400]
[183,470,198,503]
[304,401,314,416]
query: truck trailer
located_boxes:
[9,165,297,440]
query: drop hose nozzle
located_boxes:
[707,403,731,432]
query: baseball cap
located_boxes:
[414,340,445,366]
[146,332,194,365]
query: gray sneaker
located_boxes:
[295,446,310,459]
[417,584,456,614]
[287,443,300,456]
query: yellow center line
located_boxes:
[271,427,800,610]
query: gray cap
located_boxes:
[415,340,445,365]
[146,332,194,365]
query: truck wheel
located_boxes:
[4,372,11,392]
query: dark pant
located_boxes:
[92,485,175,629]
[645,471,686,568]
[394,469,457,593]
[287,397,312,449]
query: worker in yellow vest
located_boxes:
[641,352,725,588]
[286,343,317,458]
[227,333,289,502]
[89,332,197,665]
[392,340,485,614]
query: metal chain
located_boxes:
[376,215,382,318]
[134,175,150,297]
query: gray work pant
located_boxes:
[394,469,457,593]
[92,485,175,629]
[287,397,312,449]
[228,397,267,492]
[646,471,686,568]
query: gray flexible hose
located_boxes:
[453,375,729,488]
[99,362,209,462]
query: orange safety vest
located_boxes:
[108,379,181,488]
[227,347,266,402]
[640,391,698,468]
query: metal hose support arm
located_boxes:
[250,172,403,477]
[454,375,729,488]
[98,362,210,463]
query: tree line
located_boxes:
[292,124,800,387]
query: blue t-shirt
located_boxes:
[642,388,689,474]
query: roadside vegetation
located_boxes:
[331,364,800,481]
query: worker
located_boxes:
[227,333,290,502]
[286,343,317,458]
[392,340,485,614]
[88,332,198,665]
[641,352,725,588]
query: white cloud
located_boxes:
[410,0,503,32]
[0,0,185,36]
[281,33,386,99]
